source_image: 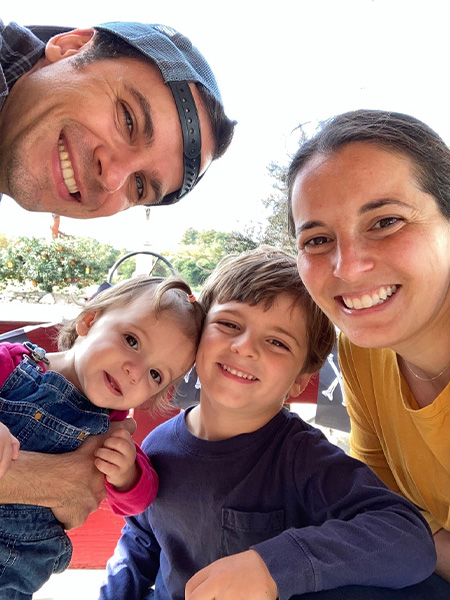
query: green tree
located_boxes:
[0,236,123,292]
[257,161,296,254]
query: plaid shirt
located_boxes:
[0,19,45,112]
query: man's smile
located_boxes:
[58,136,80,196]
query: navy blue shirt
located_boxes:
[100,407,436,600]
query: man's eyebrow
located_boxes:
[126,84,154,147]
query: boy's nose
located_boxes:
[230,332,259,358]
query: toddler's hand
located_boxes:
[0,422,20,479]
[185,550,278,600]
[94,427,138,491]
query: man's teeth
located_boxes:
[343,285,397,310]
[221,364,257,380]
[58,138,79,194]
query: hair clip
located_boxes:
[187,293,196,303]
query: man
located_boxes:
[0,20,235,218]
[0,18,234,528]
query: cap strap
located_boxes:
[161,81,202,204]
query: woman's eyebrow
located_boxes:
[359,198,411,215]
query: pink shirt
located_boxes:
[0,342,158,516]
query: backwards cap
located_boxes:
[96,22,224,206]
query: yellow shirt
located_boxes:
[339,333,450,534]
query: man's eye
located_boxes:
[122,105,134,135]
[150,369,162,384]
[135,174,145,200]
[125,334,138,349]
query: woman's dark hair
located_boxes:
[287,109,450,235]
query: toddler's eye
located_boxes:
[150,369,162,384]
[125,335,138,349]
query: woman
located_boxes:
[288,110,450,581]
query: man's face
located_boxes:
[0,30,214,218]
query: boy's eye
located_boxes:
[150,369,162,384]
[125,334,138,349]
[269,339,289,351]
[217,320,238,329]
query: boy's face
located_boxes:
[195,293,311,425]
[71,292,196,410]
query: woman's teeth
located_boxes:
[342,285,397,310]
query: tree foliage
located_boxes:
[0,236,124,292]
[257,161,296,254]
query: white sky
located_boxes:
[1,0,449,254]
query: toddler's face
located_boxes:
[72,294,196,411]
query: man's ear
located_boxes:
[45,29,96,63]
[75,312,97,337]
[287,372,312,401]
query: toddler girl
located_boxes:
[0,275,204,599]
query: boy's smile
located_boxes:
[194,295,311,435]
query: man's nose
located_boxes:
[95,146,133,193]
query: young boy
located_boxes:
[99,247,436,600]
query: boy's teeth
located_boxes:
[343,285,397,310]
[58,138,79,194]
[221,364,256,381]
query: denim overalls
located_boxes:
[0,354,110,600]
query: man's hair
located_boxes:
[287,109,450,235]
[75,29,235,160]
[199,246,335,374]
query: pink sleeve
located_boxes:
[105,443,158,517]
[0,343,28,388]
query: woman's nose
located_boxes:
[333,239,375,282]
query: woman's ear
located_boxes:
[45,28,96,63]
[75,312,97,337]
[287,372,312,401]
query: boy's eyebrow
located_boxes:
[271,326,301,349]
[125,84,155,147]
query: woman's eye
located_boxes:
[150,369,162,384]
[306,236,331,247]
[125,334,138,349]
[122,104,134,135]
[372,216,400,229]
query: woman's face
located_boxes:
[291,142,450,354]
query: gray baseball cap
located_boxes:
[96,22,223,206]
